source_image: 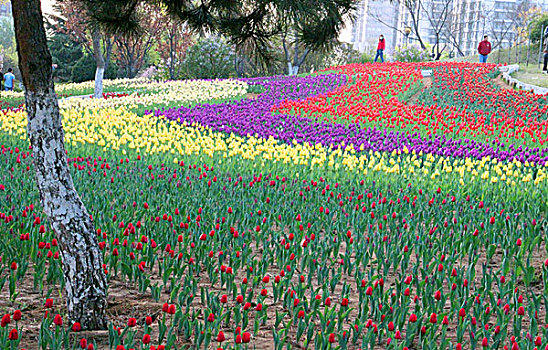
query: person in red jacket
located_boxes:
[374,35,385,63]
[477,35,491,63]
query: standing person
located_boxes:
[374,35,385,63]
[4,68,15,91]
[477,35,491,63]
[543,42,548,74]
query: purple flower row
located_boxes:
[151,75,548,166]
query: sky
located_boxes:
[41,0,56,15]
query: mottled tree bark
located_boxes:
[11,0,108,330]
[92,29,105,99]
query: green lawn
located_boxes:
[447,44,545,66]
[511,64,548,88]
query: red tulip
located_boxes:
[12,310,21,321]
[1,314,10,327]
[53,314,63,326]
[482,337,488,347]
[217,331,225,342]
[242,332,251,343]
[8,328,18,340]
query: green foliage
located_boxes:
[0,17,20,80]
[77,0,357,69]
[69,54,119,83]
[529,14,548,43]
[47,20,85,82]
[394,45,432,63]
[179,37,236,79]
[355,51,375,64]
[70,55,96,83]
[47,17,118,83]
[301,44,362,72]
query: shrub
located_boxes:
[394,44,431,63]
[180,37,236,79]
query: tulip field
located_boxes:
[0,62,547,350]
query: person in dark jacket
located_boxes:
[374,35,385,63]
[543,43,548,73]
[477,35,491,63]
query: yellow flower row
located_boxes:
[59,80,247,110]
[1,106,546,189]
[0,79,248,106]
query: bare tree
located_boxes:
[277,0,357,75]
[114,4,164,78]
[420,0,452,59]
[397,0,427,49]
[485,4,519,63]
[441,11,465,56]
[52,1,114,97]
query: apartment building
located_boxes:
[350,0,400,54]
[349,0,548,58]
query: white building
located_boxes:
[350,0,400,54]
[347,0,548,58]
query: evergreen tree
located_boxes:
[47,19,85,82]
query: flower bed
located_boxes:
[0,62,547,350]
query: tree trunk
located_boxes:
[408,2,426,50]
[104,37,113,74]
[92,29,105,99]
[169,33,176,80]
[11,0,108,330]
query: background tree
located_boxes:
[277,1,356,75]
[396,0,427,49]
[530,13,548,43]
[234,39,285,78]
[514,4,543,42]
[52,0,114,97]
[485,2,520,63]
[114,4,163,79]
[371,0,427,50]
[420,0,452,60]
[153,11,193,80]
[81,0,358,76]
[441,5,466,57]
[180,37,236,79]
[46,18,85,82]
[0,17,19,79]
